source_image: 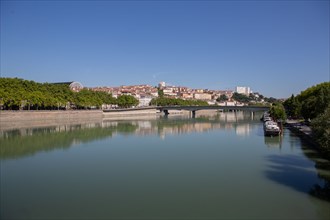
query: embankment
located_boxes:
[0,110,103,131]
[0,109,160,131]
[103,108,158,119]
[285,120,317,147]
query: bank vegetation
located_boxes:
[283,82,330,157]
[0,78,138,110]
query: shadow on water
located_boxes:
[265,151,330,202]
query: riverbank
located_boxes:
[0,110,103,131]
[285,120,316,145]
[285,120,330,160]
[0,110,103,121]
[0,110,159,131]
[0,109,205,131]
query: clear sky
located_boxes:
[1,0,329,98]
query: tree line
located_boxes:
[283,82,330,156]
[0,78,138,110]
[150,97,209,106]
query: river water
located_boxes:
[1,111,329,219]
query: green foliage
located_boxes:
[283,94,301,118]
[311,105,330,155]
[270,102,287,121]
[0,78,116,110]
[150,97,208,106]
[158,89,164,98]
[297,82,330,120]
[216,94,228,102]
[264,97,278,103]
[231,92,252,103]
[117,95,139,108]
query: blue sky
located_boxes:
[1,0,329,98]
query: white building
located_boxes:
[138,96,153,107]
[158,82,166,88]
[235,86,251,96]
[193,93,212,100]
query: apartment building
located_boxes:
[235,86,251,96]
[193,93,212,100]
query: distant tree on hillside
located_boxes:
[216,94,228,102]
[158,89,164,98]
[231,92,251,103]
[264,97,278,103]
[150,97,208,106]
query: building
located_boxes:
[138,96,153,107]
[163,87,177,97]
[235,86,251,96]
[180,93,193,99]
[193,93,212,100]
[158,82,166,88]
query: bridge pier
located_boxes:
[163,109,169,116]
[191,110,196,118]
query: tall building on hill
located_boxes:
[158,81,166,88]
[235,86,251,96]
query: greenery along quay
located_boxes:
[1,78,329,155]
[0,78,134,110]
[0,78,274,111]
[283,82,330,158]
[0,78,209,110]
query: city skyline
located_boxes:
[1,0,329,98]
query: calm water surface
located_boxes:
[1,111,329,219]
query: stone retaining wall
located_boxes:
[103,109,158,117]
[0,110,103,122]
[0,110,104,131]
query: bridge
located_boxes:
[103,105,269,118]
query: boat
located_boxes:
[260,111,271,121]
[264,120,281,136]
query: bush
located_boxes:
[311,105,330,155]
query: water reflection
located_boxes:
[2,111,330,219]
[264,135,283,149]
[302,147,330,202]
[0,112,258,159]
[265,136,330,202]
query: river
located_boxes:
[1,111,329,219]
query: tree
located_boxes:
[158,89,164,98]
[0,78,117,110]
[28,91,44,110]
[216,94,228,102]
[150,97,208,106]
[270,103,287,122]
[298,82,330,120]
[117,95,139,108]
[311,105,330,155]
[232,92,251,103]
[283,94,301,118]
[264,97,278,103]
